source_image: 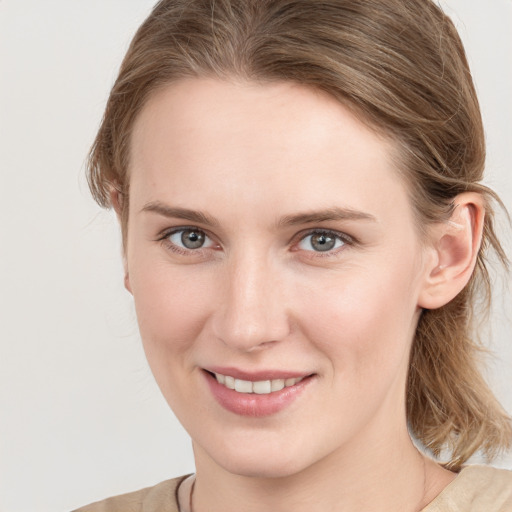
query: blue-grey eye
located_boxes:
[169,229,209,249]
[298,232,344,252]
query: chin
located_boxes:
[199,436,317,479]
[220,456,307,479]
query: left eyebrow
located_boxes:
[277,207,376,227]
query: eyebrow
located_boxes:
[277,207,376,227]
[141,201,376,227]
[141,201,220,227]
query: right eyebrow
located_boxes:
[141,201,220,227]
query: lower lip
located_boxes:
[203,371,314,417]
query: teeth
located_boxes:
[271,379,285,392]
[235,379,253,393]
[253,380,271,394]
[213,373,305,395]
[225,375,235,389]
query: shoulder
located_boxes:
[423,465,512,512]
[71,475,188,512]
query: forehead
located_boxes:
[130,77,392,166]
[128,78,410,225]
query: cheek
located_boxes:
[127,261,223,420]
[128,260,215,367]
[297,262,420,382]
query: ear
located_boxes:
[124,269,132,294]
[109,186,132,294]
[110,185,124,219]
[418,192,485,310]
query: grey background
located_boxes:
[0,1,510,511]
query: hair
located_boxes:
[87,0,511,469]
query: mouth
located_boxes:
[207,370,306,395]
[202,369,315,416]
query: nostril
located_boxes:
[246,339,277,352]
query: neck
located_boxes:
[191,421,439,512]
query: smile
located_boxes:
[213,372,305,395]
[204,369,314,416]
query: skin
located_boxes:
[121,78,482,511]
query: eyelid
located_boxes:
[291,228,356,253]
[155,225,356,256]
[296,227,355,243]
[156,225,219,253]
[157,225,210,240]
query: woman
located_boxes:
[75,0,512,510]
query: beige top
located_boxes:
[73,465,512,512]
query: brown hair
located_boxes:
[87,0,511,469]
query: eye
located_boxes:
[297,231,346,253]
[166,228,216,251]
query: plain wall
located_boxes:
[0,1,510,511]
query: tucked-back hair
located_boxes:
[87,0,511,469]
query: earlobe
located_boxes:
[110,185,132,294]
[418,193,485,310]
[122,252,132,294]
[124,270,132,294]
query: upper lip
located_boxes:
[205,366,313,381]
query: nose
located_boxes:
[211,251,291,353]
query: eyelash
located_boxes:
[157,226,218,257]
[156,227,355,258]
[293,229,354,257]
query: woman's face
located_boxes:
[125,78,433,477]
